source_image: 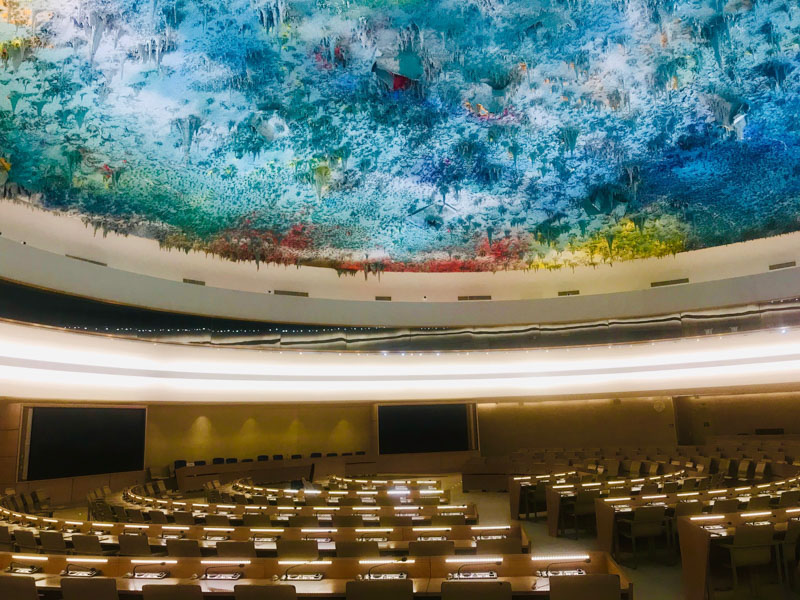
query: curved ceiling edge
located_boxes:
[1,321,800,404]
[2,200,800,326]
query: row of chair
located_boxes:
[0,574,624,600]
[173,452,368,470]
[1,528,522,558]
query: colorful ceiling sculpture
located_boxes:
[1,0,799,273]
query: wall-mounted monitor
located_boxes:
[378,403,477,455]
[20,406,146,481]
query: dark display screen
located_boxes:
[25,407,146,480]
[378,404,472,454]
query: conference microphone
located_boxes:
[364,556,407,580]
[6,561,42,574]
[126,562,169,579]
[275,561,313,581]
[61,563,99,577]
[201,563,245,580]
[451,559,502,579]
[542,557,591,577]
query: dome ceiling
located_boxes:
[1,0,799,273]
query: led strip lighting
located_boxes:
[3,321,800,402]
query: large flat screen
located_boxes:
[378,404,473,455]
[24,407,146,480]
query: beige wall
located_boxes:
[675,392,800,445]
[0,402,21,488]
[145,404,373,469]
[477,397,678,455]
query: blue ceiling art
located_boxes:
[0,0,799,273]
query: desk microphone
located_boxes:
[62,563,98,577]
[365,556,407,579]
[543,557,591,576]
[275,561,313,581]
[6,561,41,574]
[454,559,502,579]
[202,563,244,579]
[127,562,168,579]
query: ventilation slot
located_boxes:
[183,278,205,286]
[274,290,309,297]
[769,261,796,271]
[458,295,492,301]
[65,254,107,267]
[558,290,580,297]
[375,296,392,301]
[650,278,689,288]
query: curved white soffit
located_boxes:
[2,200,800,327]
[1,321,800,403]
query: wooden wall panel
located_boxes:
[477,397,678,456]
[145,404,373,470]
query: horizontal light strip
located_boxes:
[741,512,772,518]
[301,528,337,533]
[250,528,284,533]
[359,559,415,565]
[471,526,511,531]
[200,560,252,565]
[70,558,108,564]
[355,528,393,533]
[131,560,178,565]
[691,516,725,521]
[5,321,800,404]
[531,554,590,561]
[278,561,332,566]
[445,557,503,564]
[12,555,48,561]
[412,527,450,532]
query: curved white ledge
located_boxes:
[2,200,800,326]
[1,321,799,403]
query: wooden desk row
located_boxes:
[223,482,449,503]
[1,519,529,556]
[0,550,633,597]
[543,472,718,538]
[326,476,446,491]
[678,508,800,600]
[508,468,685,521]
[112,493,479,523]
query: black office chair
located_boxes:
[0,575,39,600]
[226,458,238,464]
[291,454,302,459]
[173,460,187,470]
[310,453,322,458]
[441,581,512,600]
[242,458,254,462]
[345,580,413,600]
[212,458,225,465]
[549,574,621,600]
[142,585,203,600]
[234,584,297,599]
[273,455,284,460]
[355,451,366,456]
[342,452,353,457]
[326,453,338,457]
[195,460,206,466]
[257,455,269,461]
[61,577,120,600]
